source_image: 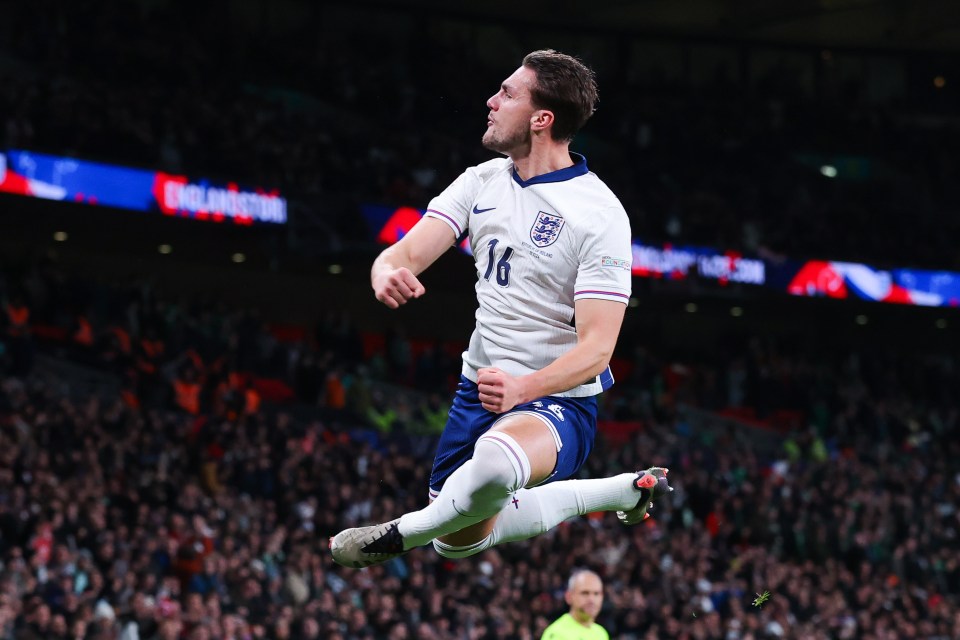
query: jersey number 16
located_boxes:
[482,239,513,287]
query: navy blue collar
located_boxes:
[511,153,588,188]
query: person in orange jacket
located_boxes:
[173,367,202,415]
[3,294,33,374]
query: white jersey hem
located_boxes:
[461,362,604,398]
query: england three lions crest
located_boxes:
[530,211,565,247]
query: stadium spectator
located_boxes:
[541,569,609,640]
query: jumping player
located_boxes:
[331,50,671,568]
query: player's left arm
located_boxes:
[477,298,625,413]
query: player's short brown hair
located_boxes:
[522,50,598,142]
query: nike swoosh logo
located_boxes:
[472,205,496,214]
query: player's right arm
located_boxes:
[374,161,495,308]
[371,216,457,308]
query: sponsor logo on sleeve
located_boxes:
[601,256,631,270]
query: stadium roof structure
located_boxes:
[356,0,960,52]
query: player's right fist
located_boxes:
[372,267,426,309]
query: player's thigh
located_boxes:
[436,402,596,548]
[429,379,597,494]
[487,413,559,486]
[492,395,599,488]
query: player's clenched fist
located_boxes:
[372,267,426,309]
[477,367,526,414]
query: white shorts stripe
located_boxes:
[493,410,563,453]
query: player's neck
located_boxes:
[511,141,573,182]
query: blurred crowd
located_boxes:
[0,355,957,639]
[0,259,462,435]
[2,260,959,639]
[2,2,960,267]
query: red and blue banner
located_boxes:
[363,204,960,309]
[363,204,471,254]
[777,260,959,307]
[0,149,286,225]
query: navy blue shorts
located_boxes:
[428,376,599,497]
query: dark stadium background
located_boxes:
[1,1,958,639]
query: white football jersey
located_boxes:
[424,153,632,397]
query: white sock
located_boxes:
[398,432,531,549]
[432,473,639,558]
[496,473,639,540]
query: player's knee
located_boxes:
[472,432,531,496]
[433,536,493,559]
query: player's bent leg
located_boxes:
[474,407,672,550]
[430,413,558,559]
[330,428,535,568]
[433,467,673,559]
[330,391,674,566]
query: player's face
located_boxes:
[566,573,604,623]
[483,66,538,154]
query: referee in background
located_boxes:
[541,569,609,640]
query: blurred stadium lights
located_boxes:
[855,314,869,325]
[820,165,838,178]
[730,306,744,317]
[158,244,172,255]
[232,252,246,263]
[328,264,343,275]
[53,231,68,242]
[685,302,698,313]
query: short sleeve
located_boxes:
[573,206,633,304]
[423,168,480,241]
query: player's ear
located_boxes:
[531,109,554,133]
[564,590,573,606]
